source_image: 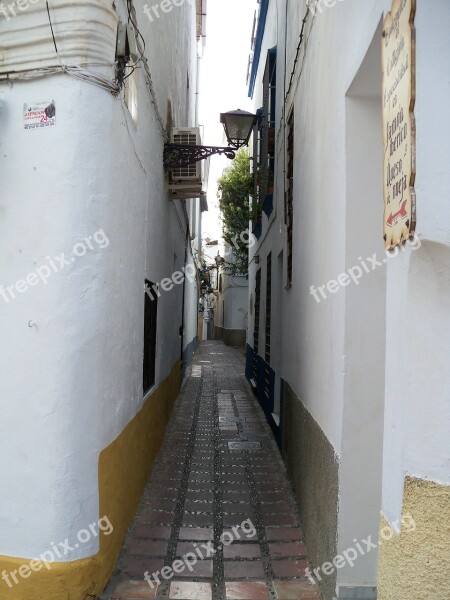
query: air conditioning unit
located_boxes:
[168,127,204,200]
[169,187,206,201]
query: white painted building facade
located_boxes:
[213,244,248,347]
[247,1,450,599]
[0,0,205,597]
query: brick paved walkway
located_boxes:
[101,341,322,600]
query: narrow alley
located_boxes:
[1,1,449,599]
[101,342,321,600]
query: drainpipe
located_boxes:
[180,203,190,376]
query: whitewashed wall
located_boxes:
[0,0,199,560]
[223,280,248,332]
[217,273,248,332]
[382,0,450,525]
[249,0,450,596]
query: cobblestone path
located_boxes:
[101,341,322,600]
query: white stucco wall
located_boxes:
[249,0,394,458]
[249,7,389,590]
[0,0,200,560]
[221,275,248,332]
[249,0,450,595]
[214,242,248,336]
[224,282,248,331]
[382,0,450,524]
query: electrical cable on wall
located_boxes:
[125,0,169,141]
[277,7,314,145]
[285,11,310,102]
[0,0,170,143]
[0,2,120,94]
[126,0,146,61]
[44,0,121,94]
[115,0,145,87]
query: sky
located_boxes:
[198,0,257,255]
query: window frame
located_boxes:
[285,110,294,288]
[143,280,158,394]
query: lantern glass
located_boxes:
[220,109,257,148]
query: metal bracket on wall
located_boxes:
[116,23,138,62]
[164,144,237,169]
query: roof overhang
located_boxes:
[248,0,269,98]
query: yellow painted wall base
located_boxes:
[378,476,450,600]
[0,361,180,600]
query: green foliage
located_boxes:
[217,149,253,277]
[198,259,211,289]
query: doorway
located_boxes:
[272,251,284,426]
[337,20,386,598]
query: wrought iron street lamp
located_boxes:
[220,110,256,148]
[164,109,257,169]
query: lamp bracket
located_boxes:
[164,144,238,169]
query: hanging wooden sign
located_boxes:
[382,0,416,250]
